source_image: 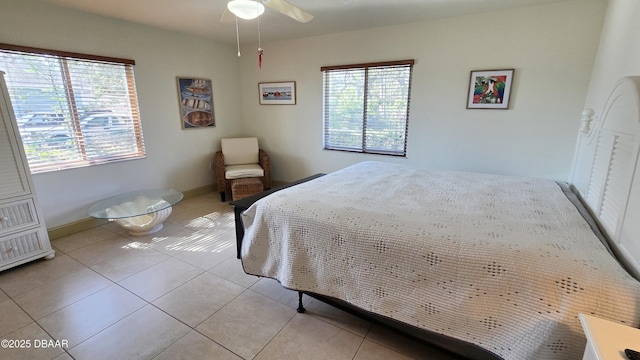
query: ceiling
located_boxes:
[34,0,571,45]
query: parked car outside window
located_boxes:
[46,113,134,138]
[0,46,145,173]
[16,112,64,128]
[17,112,136,153]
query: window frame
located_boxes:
[0,43,145,173]
[321,59,414,157]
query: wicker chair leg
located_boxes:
[220,192,225,202]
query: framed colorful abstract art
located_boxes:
[466,69,514,109]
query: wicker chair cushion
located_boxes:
[221,137,259,165]
[225,164,264,179]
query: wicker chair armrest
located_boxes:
[259,149,272,189]
[214,151,226,192]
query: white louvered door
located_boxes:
[0,71,55,271]
[0,95,29,199]
[586,132,638,240]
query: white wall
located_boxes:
[0,0,243,228]
[583,0,640,111]
[569,0,640,192]
[568,0,640,275]
[0,0,610,229]
[237,0,606,182]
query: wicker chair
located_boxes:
[214,137,271,202]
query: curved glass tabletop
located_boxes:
[87,189,183,219]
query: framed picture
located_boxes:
[466,69,514,109]
[176,77,215,128]
[259,81,296,105]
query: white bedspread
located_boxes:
[241,161,640,359]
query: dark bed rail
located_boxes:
[229,173,325,258]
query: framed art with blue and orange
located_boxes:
[466,69,514,109]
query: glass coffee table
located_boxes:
[87,189,183,236]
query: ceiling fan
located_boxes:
[221,0,313,23]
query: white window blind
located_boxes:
[322,60,413,156]
[0,43,145,173]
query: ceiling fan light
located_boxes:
[227,0,265,20]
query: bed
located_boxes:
[238,76,640,360]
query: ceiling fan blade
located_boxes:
[219,7,235,23]
[263,0,313,23]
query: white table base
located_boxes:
[112,206,172,236]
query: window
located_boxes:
[322,60,414,157]
[0,43,145,173]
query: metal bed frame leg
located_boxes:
[297,291,305,313]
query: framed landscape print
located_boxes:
[259,81,296,105]
[177,77,215,128]
[466,69,514,109]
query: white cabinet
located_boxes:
[0,71,54,271]
[579,313,640,360]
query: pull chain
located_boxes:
[258,13,262,47]
[235,16,241,57]
[257,9,264,68]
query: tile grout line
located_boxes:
[150,287,255,360]
[1,194,429,360]
[56,204,234,357]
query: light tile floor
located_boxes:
[0,193,461,360]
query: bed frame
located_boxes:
[230,173,326,259]
[570,76,640,279]
[232,76,640,359]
